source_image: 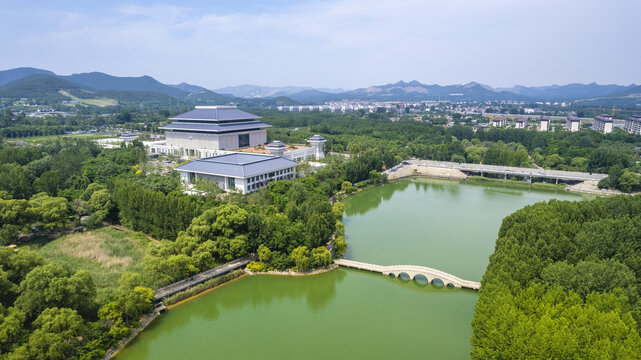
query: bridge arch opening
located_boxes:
[388,273,395,278]
[413,274,429,285]
[398,272,411,281]
[431,278,445,287]
[446,282,455,288]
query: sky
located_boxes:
[1,0,640,89]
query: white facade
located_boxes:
[624,116,641,135]
[492,117,507,127]
[165,129,267,151]
[180,166,296,194]
[159,106,270,157]
[566,116,581,132]
[176,153,298,194]
[593,116,614,134]
[539,118,550,131]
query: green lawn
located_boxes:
[8,133,111,145]
[23,227,150,301]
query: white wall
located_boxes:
[166,131,219,149]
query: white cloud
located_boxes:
[0,0,639,88]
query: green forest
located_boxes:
[2,107,641,358]
[0,138,351,359]
[472,195,641,358]
[260,111,641,191]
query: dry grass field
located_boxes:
[24,227,151,301]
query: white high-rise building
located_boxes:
[566,116,581,132]
[539,116,550,131]
[624,115,641,135]
[593,115,614,134]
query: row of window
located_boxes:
[247,168,293,183]
[247,173,294,192]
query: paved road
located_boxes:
[154,256,251,301]
[406,160,607,182]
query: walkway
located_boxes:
[154,256,252,301]
[334,259,481,290]
[406,160,607,182]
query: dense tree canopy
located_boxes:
[472,195,641,358]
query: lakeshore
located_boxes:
[115,177,589,360]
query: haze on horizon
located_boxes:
[1,0,639,90]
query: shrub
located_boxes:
[246,261,266,272]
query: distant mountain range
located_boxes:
[213,84,346,98]
[496,83,638,101]
[226,80,640,103]
[0,67,295,107]
[0,67,638,106]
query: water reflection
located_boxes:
[119,271,349,358]
[178,270,346,322]
[348,268,477,296]
[344,178,464,216]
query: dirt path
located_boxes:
[387,164,467,180]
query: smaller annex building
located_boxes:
[175,153,298,194]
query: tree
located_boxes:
[28,193,68,231]
[0,164,32,199]
[616,171,640,193]
[341,181,354,194]
[257,244,272,263]
[9,307,86,360]
[311,247,332,267]
[15,264,96,318]
[85,189,113,227]
[0,306,26,354]
[290,246,310,271]
[333,236,348,257]
[33,170,64,196]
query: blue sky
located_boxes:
[1,0,640,89]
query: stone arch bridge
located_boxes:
[334,259,480,290]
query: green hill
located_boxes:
[0,74,79,103]
[62,72,188,98]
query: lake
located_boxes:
[116,178,588,359]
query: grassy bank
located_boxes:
[7,132,111,144]
[465,175,567,190]
[23,227,150,302]
[164,270,246,307]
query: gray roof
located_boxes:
[170,108,261,122]
[307,134,326,142]
[595,115,613,122]
[266,140,287,149]
[175,153,298,178]
[160,121,271,133]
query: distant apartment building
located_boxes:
[492,116,507,127]
[624,115,641,135]
[515,117,527,129]
[566,116,581,132]
[539,116,550,131]
[593,115,614,134]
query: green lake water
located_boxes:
[117,178,589,360]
